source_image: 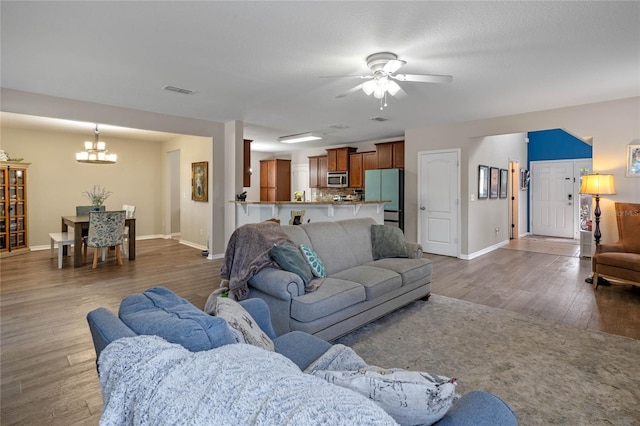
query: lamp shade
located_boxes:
[579,174,616,195]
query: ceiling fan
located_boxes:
[331,52,453,110]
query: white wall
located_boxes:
[467,133,528,255]
[406,97,640,256]
[163,135,212,249]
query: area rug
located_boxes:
[335,295,640,425]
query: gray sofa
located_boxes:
[248,217,433,341]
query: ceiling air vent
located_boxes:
[370,116,389,122]
[162,85,196,95]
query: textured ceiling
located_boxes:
[1,1,639,151]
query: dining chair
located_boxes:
[76,205,106,255]
[83,211,126,269]
[121,204,136,256]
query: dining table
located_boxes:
[61,215,136,268]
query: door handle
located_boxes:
[420,206,426,210]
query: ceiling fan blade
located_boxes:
[387,81,407,98]
[336,83,364,98]
[382,59,406,74]
[320,74,372,79]
[394,73,453,84]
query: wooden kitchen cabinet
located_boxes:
[327,147,357,172]
[363,151,377,171]
[308,155,328,188]
[375,141,404,169]
[259,159,291,201]
[349,153,364,188]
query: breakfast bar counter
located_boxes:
[231,200,388,227]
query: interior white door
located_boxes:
[531,161,574,238]
[291,164,310,201]
[418,150,459,257]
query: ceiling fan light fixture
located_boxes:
[278,132,323,144]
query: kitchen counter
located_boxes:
[231,200,389,227]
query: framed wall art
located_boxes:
[626,144,640,177]
[490,167,499,198]
[192,161,208,202]
[520,169,530,191]
[499,169,508,198]
[478,165,489,199]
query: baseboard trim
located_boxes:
[460,240,510,260]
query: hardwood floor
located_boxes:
[1,238,638,425]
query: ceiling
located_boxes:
[1,1,639,152]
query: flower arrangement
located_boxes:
[83,185,112,208]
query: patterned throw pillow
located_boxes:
[300,244,326,278]
[312,367,458,426]
[213,297,274,351]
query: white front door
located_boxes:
[531,161,575,238]
[418,150,459,257]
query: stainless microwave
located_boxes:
[327,171,348,187]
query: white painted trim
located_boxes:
[460,240,509,260]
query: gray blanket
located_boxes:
[98,336,397,425]
[221,222,293,300]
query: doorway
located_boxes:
[168,150,181,238]
[530,159,591,239]
[417,149,460,257]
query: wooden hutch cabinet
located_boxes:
[375,141,404,169]
[308,155,328,188]
[0,162,30,258]
[260,159,291,201]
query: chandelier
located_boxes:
[76,124,117,164]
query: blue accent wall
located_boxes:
[528,129,592,168]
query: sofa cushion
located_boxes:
[368,258,433,286]
[119,286,236,352]
[300,243,327,278]
[291,278,366,323]
[271,242,314,285]
[371,225,408,260]
[300,219,376,275]
[312,367,458,426]
[332,266,402,300]
[212,297,274,351]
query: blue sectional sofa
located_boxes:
[86,287,517,425]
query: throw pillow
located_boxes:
[213,297,274,351]
[312,367,458,426]
[300,244,326,278]
[371,224,408,260]
[271,242,314,286]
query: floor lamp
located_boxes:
[579,173,616,284]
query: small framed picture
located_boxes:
[478,165,489,199]
[499,169,508,198]
[192,161,208,202]
[626,144,640,177]
[490,167,499,198]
